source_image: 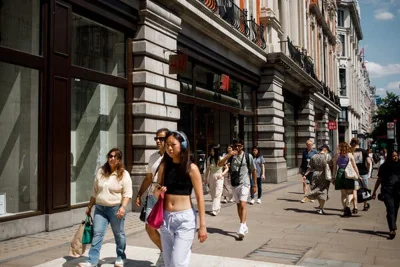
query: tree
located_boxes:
[372,92,400,145]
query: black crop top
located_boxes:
[164,162,193,195]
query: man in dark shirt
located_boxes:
[351,138,372,211]
[299,140,318,203]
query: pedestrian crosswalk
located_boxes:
[34,243,297,267]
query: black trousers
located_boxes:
[383,190,400,231]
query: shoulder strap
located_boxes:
[245,152,250,170]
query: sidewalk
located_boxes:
[1,173,399,266]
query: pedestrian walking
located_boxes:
[153,130,207,267]
[221,145,234,203]
[350,138,372,212]
[302,145,332,215]
[249,146,265,204]
[79,148,132,267]
[299,140,318,203]
[204,145,228,215]
[332,142,361,217]
[135,128,169,266]
[372,150,400,240]
[218,139,257,239]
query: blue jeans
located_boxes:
[250,177,262,199]
[88,205,126,265]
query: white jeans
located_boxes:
[160,209,196,267]
[209,172,224,213]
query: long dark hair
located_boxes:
[161,130,192,177]
[209,146,220,165]
[101,148,125,179]
[252,145,262,158]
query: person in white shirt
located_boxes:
[79,148,132,267]
[135,128,168,267]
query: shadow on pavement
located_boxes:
[277,198,302,203]
[206,227,242,241]
[284,208,338,216]
[341,228,388,238]
[288,192,304,195]
[62,257,153,267]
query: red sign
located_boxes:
[219,74,230,91]
[328,121,337,130]
[387,122,395,129]
[169,54,188,74]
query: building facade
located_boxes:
[336,0,364,143]
[0,0,341,240]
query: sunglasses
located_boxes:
[234,144,243,148]
[107,154,120,159]
[154,137,165,142]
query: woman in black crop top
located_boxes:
[153,130,207,267]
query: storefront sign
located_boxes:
[169,54,188,74]
[219,74,230,91]
[387,129,395,139]
[328,121,337,130]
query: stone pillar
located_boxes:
[257,69,287,183]
[319,107,330,147]
[131,0,181,210]
[289,0,299,45]
[296,94,316,165]
[279,0,289,40]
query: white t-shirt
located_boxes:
[146,151,163,194]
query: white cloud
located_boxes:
[387,81,400,90]
[365,62,400,78]
[374,9,395,20]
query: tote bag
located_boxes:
[69,215,92,257]
[344,155,358,180]
[82,215,94,244]
[325,154,332,181]
[357,180,372,203]
[147,193,164,229]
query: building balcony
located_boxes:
[199,0,266,49]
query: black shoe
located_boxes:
[352,208,358,214]
[362,203,370,211]
[389,231,396,240]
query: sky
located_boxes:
[359,0,400,96]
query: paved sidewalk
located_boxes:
[1,172,400,267]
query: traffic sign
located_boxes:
[387,122,395,129]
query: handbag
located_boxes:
[344,156,358,180]
[357,180,372,203]
[147,192,164,229]
[69,218,87,257]
[325,154,332,181]
[81,215,94,244]
[139,195,148,222]
[230,155,244,187]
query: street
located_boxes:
[0,173,399,267]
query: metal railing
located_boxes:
[199,0,266,49]
[286,37,317,80]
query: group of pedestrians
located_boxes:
[299,138,400,240]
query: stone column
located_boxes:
[319,107,330,147]
[289,0,299,46]
[279,0,289,40]
[131,0,181,210]
[257,69,287,183]
[296,94,316,165]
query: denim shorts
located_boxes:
[355,174,369,188]
[145,195,158,222]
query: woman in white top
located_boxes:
[205,146,228,216]
[79,148,133,267]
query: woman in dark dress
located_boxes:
[372,150,400,240]
[332,142,361,217]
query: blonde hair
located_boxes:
[338,142,351,156]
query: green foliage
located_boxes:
[372,92,400,140]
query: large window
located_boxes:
[0,0,40,55]
[339,68,346,96]
[70,79,125,204]
[339,35,345,57]
[338,10,344,27]
[72,14,126,77]
[283,102,297,168]
[0,62,39,216]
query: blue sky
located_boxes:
[359,0,400,96]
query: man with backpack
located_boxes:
[218,139,257,239]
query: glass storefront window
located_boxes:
[178,60,194,96]
[0,62,39,216]
[71,79,125,205]
[72,13,126,77]
[0,0,40,55]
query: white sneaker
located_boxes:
[115,258,125,267]
[256,199,261,204]
[229,198,235,203]
[249,199,255,205]
[155,253,164,267]
[211,210,217,216]
[221,199,227,204]
[237,224,248,239]
[78,262,96,267]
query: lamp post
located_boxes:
[394,119,398,151]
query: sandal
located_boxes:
[389,231,396,240]
[362,203,370,211]
[352,208,358,214]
